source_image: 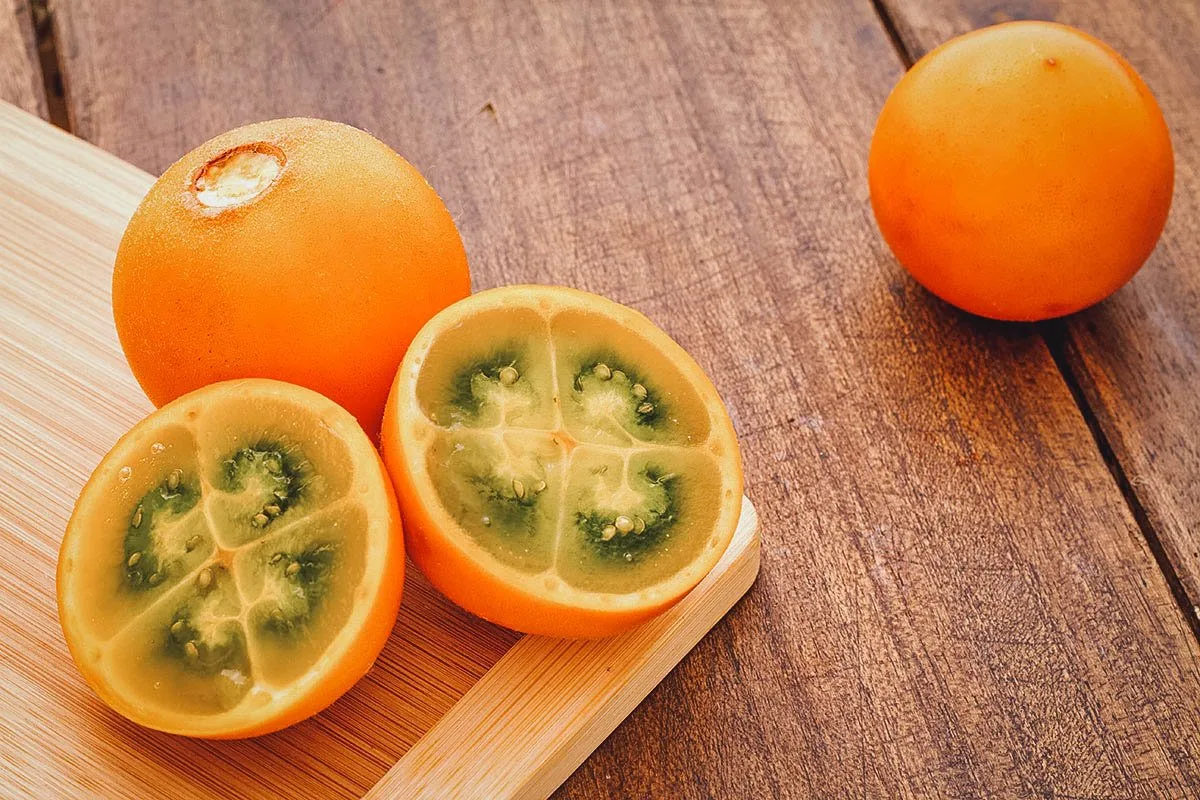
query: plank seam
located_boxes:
[7,0,47,119]
[1043,321,1200,641]
[31,0,69,131]
[868,0,915,68]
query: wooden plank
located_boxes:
[875,0,1200,624]
[0,0,45,117]
[366,503,760,800]
[48,0,1200,796]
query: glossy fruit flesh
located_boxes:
[383,286,743,638]
[57,380,403,737]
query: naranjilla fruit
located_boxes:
[113,118,471,438]
[380,286,743,638]
[58,380,403,737]
[870,22,1173,321]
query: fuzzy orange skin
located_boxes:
[57,380,405,738]
[869,22,1173,321]
[113,118,471,439]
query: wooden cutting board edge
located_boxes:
[369,500,759,800]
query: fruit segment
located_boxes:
[551,308,711,447]
[204,443,316,548]
[555,448,723,595]
[239,503,369,687]
[106,563,253,716]
[425,428,565,573]
[64,425,212,641]
[193,392,356,546]
[416,306,557,430]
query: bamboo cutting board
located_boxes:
[0,102,760,800]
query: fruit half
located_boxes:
[57,380,403,738]
[381,285,743,638]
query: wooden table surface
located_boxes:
[3,0,1198,797]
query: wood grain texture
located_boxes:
[875,0,1200,632]
[0,0,44,117]
[367,503,759,800]
[0,103,518,799]
[38,0,1200,796]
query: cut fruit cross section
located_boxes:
[57,379,403,738]
[382,286,743,638]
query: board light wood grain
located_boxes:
[45,1,1200,797]
[0,101,759,799]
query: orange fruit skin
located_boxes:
[113,118,471,439]
[56,380,405,738]
[869,21,1173,321]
